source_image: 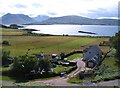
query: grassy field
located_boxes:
[67,77,85,84]
[0,28,26,36]
[67,53,83,60]
[1,28,109,56]
[2,36,108,56]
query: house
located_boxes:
[83,45,102,68]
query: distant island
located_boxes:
[78,31,97,35]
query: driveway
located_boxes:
[32,58,86,86]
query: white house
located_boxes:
[83,45,102,68]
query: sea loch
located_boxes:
[24,25,119,37]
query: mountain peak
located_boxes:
[33,15,50,22]
[1,13,35,25]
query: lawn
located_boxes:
[67,53,83,60]
[53,65,74,74]
[67,77,85,84]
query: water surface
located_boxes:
[24,25,118,36]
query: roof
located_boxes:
[83,45,101,53]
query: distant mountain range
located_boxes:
[32,15,118,25]
[0,13,118,25]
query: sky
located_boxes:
[0,0,119,19]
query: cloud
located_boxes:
[32,3,42,8]
[47,12,57,16]
[14,4,27,8]
[0,0,119,18]
[87,7,118,18]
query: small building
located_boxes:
[51,54,61,59]
[36,53,45,59]
[83,45,102,68]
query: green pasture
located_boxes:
[2,35,103,56]
[2,36,101,56]
[1,27,108,57]
[0,28,25,36]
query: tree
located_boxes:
[60,52,65,60]
[9,24,18,29]
[2,50,10,66]
[2,41,10,46]
[110,31,120,61]
[11,56,38,75]
[38,58,51,73]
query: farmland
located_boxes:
[1,28,109,57]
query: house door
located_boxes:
[88,62,94,68]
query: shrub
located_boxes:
[92,65,120,82]
[2,50,10,66]
[60,52,65,59]
[69,62,77,66]
[2,41,10,46]
[106,49,116,57]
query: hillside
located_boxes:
[29,15,118,25]
[0,13,35,25]
[1,14,118,25]
[33,15,50,22]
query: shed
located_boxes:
[52,54,61,59]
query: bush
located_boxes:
[2,41,10,46]
[106,49,116,57]
[69,62,77,66]
[92,65,120,82]
[60,52,65,59]
[2,50,10,66]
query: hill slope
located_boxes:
[1,13,35,25]
[30,15,118,25]
[33,15,49,22]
